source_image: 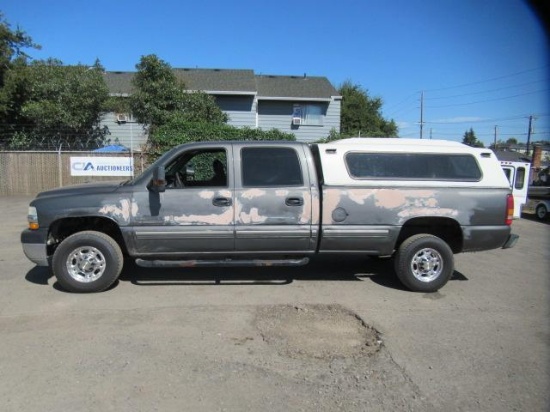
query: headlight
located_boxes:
[28,206,39,230]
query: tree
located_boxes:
[338,80,397,137]
[0,58,110,149]
[506,137,518,145]
[129,54,227,130]
[462,128,484,147]
[0,12,40,86]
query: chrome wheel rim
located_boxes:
[410,248,443,283]
[536,206,546,219]
[66,246,106,283]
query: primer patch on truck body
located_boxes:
[98,198,138,224]
[321,187,498,226]
[319,186,509,254]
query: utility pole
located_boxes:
[420,91,424,139]
[430,128,433,140]
[526,115,534,156]
[494,125,498,150]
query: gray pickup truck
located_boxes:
[21,138,518,293]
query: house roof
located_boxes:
[104,72,134,95]
[255,75,340,100]
[103,69,340,100]
[493,150,532,162]
[174,69,256,93]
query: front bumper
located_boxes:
[21,229,49,266]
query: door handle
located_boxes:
[285,197,304,206]
[213,197,232,207]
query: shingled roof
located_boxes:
[174,69,256,93]
[255,74,339,100]
[103,69,340,99]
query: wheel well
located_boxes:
[47,217,127,257]
[396,217,463,253]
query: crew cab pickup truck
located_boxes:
[21,138,518,293]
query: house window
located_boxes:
[293,104,324,126]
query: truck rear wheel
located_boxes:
[536,203,548,220]
[52,231,123,293]
[394,234,454,292]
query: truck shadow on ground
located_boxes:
[24,256,468,292]
[120,256,468,291]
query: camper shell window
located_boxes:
[345,152,482,181]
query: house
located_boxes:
[102,68,341,150]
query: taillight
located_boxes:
[506,194,514,225]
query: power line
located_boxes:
[424,79,547,101]
[425,88,549,109]
[421,65,549,93]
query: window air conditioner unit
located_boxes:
[292,117,302,126]
[116,114,128,123]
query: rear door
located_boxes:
[502,162,530,218]
[234,144,315,253]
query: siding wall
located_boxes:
[100,95,341,144]
[215,95,256,127]
[257,98,341,142]
[99,113,148,151]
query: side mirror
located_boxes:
[152,166,166,193]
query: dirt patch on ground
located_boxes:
[255,304,381,360]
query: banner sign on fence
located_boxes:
[70,156,134,177]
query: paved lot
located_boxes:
[1,196,549,411]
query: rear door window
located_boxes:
[241,147,304,187]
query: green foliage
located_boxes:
[339,80,397,137]
[0,12,40,86]
[506,137,518,145]
[462,128,484,147]
[148,119,295,159]
[0,58,110,149]
[103,95,131,114]
[129,55,227,130]
[316,128,344,143]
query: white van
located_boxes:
[500,160,530,218]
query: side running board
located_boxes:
[135,257,310,268]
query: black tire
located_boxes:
[394,234,454,293]
[535,204,548,220]
[52,231,123,293]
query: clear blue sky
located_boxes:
[2,0,549,145]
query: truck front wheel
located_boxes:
[52,231,123,293]
[394,234,454,292]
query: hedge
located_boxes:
[147,120,296,159]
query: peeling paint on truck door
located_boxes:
[130,145,235,255]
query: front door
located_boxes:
[132,145,235,256]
